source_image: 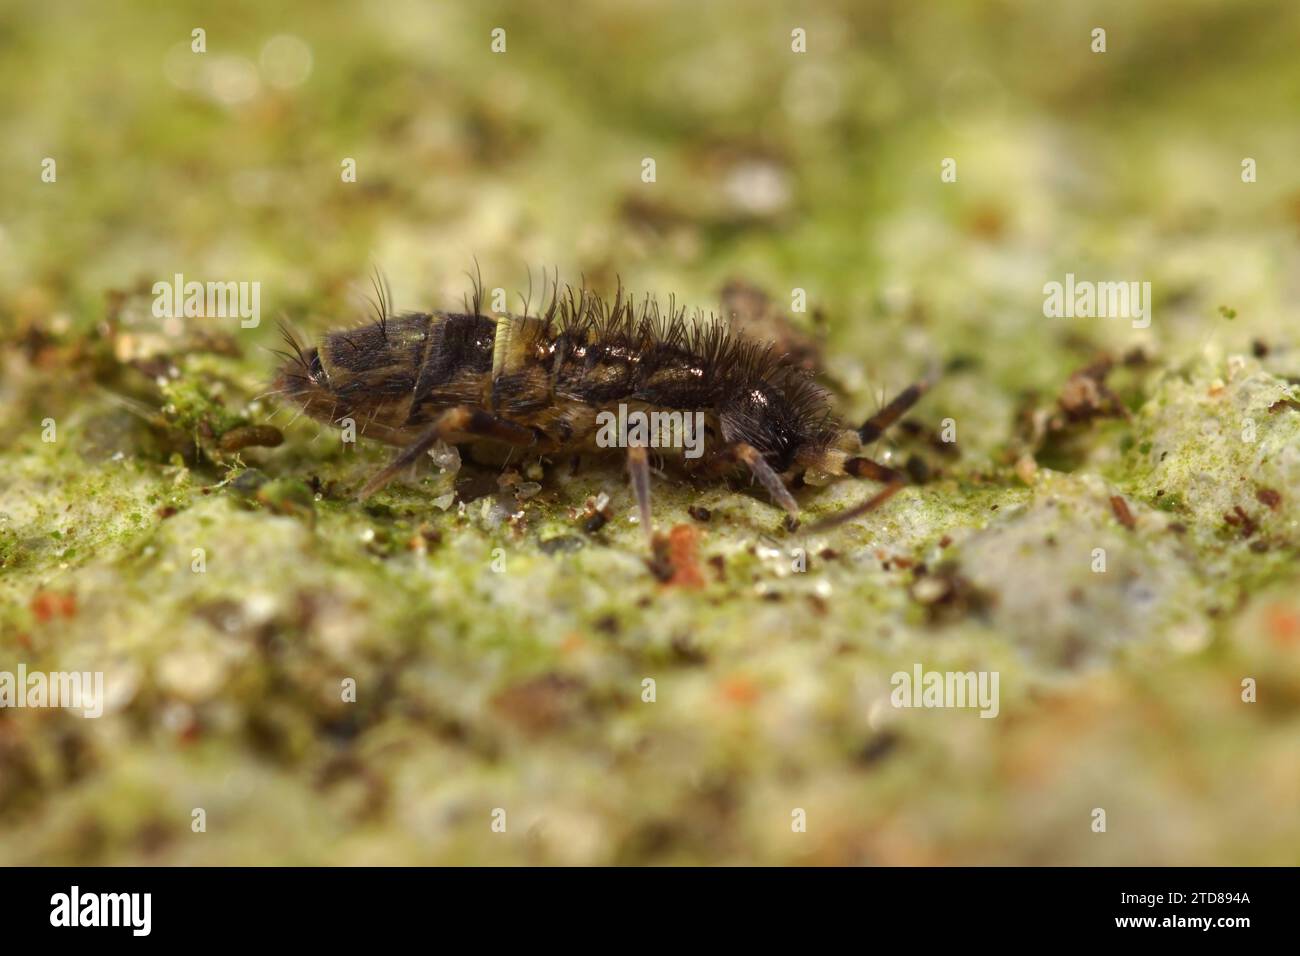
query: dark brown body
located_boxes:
[275,287,928,533]
[281,307,843,469]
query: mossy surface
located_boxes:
[2,0,1299,864]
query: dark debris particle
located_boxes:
[857,730,901,766]
[670,633,708,665]
[454,469,500,503]
[318,712,364,743]
[1223,505,1258,538]
[539,535,584,555]
[579,495,613,534]
[1122,346,1152,366]
[905,454,930,484]
[1268,399,1300,414]
[909,564,994,625]
[1252,339,1270,358]
[1110,495,1136,530]
[218,424,284,453]
[688,505,712,522]
[1057,355,1128,424]
[491,673,587,734]
[646,552,674,583]
[1256,487,1282,511]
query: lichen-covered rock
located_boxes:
[955,472,1207,669]
[1127,356,1300,531]
[2,1,1299,868]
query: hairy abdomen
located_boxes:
[297,310,828,466]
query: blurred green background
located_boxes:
[5,0,1298,381]
[1,0,1299,865]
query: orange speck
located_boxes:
[1265,603,1300,647]
[720,676,760,705]
[561,633,586,654]
[30,592,54,622]
[666,524,705,589]
[30,591,77,622]
[30,592,57,622]
[28,587,77,624]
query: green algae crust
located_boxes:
[2,0,1299,865]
